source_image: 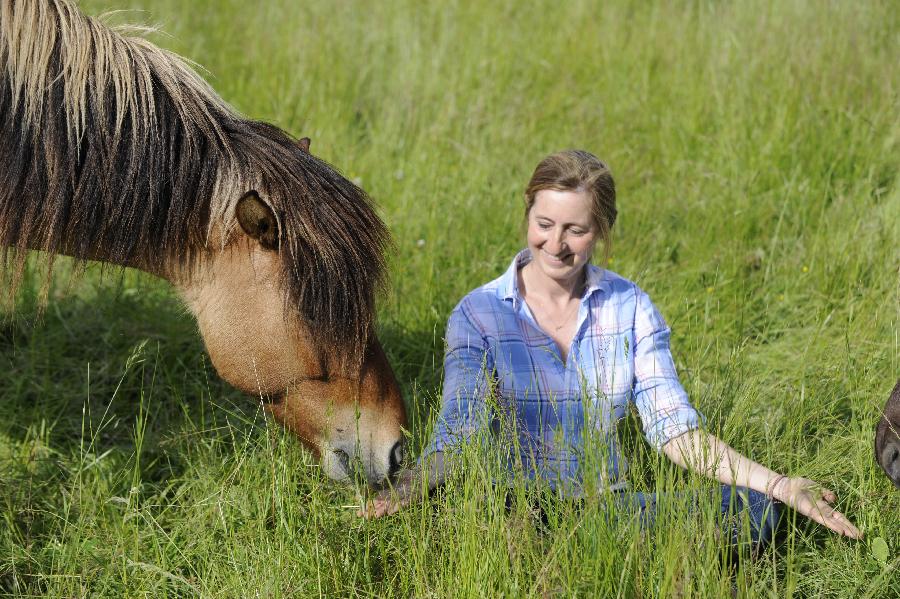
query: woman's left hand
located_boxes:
[773,476,862,539]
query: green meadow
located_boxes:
[2,0,899,596]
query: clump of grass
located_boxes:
[2,0,898,596]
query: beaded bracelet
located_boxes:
[766,474,787,499]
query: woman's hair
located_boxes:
[524,150,617,261]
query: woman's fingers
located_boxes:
[806,499,863,539]
[827,514,862,539]
[826,508,862,539]
[374,499,400,518]
[789,482,862,539]
[357,486,416,519]
[357,502,375,519]
[362,499,393,519]
[357,494,397,519]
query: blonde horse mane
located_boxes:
[0,0,389,358]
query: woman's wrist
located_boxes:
[393,468,420,499]
[765,473,789,501]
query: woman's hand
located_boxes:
[358,454,446,519]
[662,431,863,540]
[772,476,862,539]
[357,488,410,519]
[357,468,420,519]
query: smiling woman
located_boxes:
[0,0,407,485]
[362,149,862,545]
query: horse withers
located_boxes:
[875,379,900,488]
[0,0,406,486]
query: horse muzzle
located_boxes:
[878,433,900,489]
[322,438,405,487]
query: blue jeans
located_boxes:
[506,485,781,554]
[611,485,782,553]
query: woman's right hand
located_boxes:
[773,476,862,539]
[359,454,445,519]
[357,468,419,519]
[358,488,410,519]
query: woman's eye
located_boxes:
[569,228,585,235]
[537,222,552,230]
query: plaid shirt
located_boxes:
[422,249,703,491]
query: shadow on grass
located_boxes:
[377,320,444,446]
[0,275,452,594]
[0,282,446,495]
[0,283,238,451]
[0,282,249,567]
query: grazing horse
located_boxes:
[0,0,407,486]
[875,379,900,488]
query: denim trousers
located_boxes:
[613,485,782,551]
[506,484,781,554]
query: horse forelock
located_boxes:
[0,0,389,358]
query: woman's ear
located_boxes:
[236,191,279,251]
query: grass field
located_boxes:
[1,0,899,596]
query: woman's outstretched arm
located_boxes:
[661,429,862,539]
[360,301,492,519]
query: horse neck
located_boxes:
[7,230,170,279]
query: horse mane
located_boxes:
[0,0,388,358]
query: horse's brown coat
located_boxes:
[875,379,900,488]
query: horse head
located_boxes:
[875,379,900,488]
[178,226,408,486]
[176,135,408,487]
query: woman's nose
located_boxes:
[546,229,566,253]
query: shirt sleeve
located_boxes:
[631,289,704,449]
[419,302,494,460]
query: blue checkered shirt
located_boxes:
[422,249,704,491]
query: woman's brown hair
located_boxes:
[524,150,616,262]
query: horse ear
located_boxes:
[236,191,279,251]
[298,137,311,153]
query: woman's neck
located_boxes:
[519,260,585,305]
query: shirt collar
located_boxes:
[498,248,610,307]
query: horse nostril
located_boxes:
[388,440,404,477]
[334,449,351,477]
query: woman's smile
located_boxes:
[540,248,572,265]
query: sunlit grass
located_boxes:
[1,0,898,596]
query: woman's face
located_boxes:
[526,188,599,286]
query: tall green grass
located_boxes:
[1,0,898,596]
